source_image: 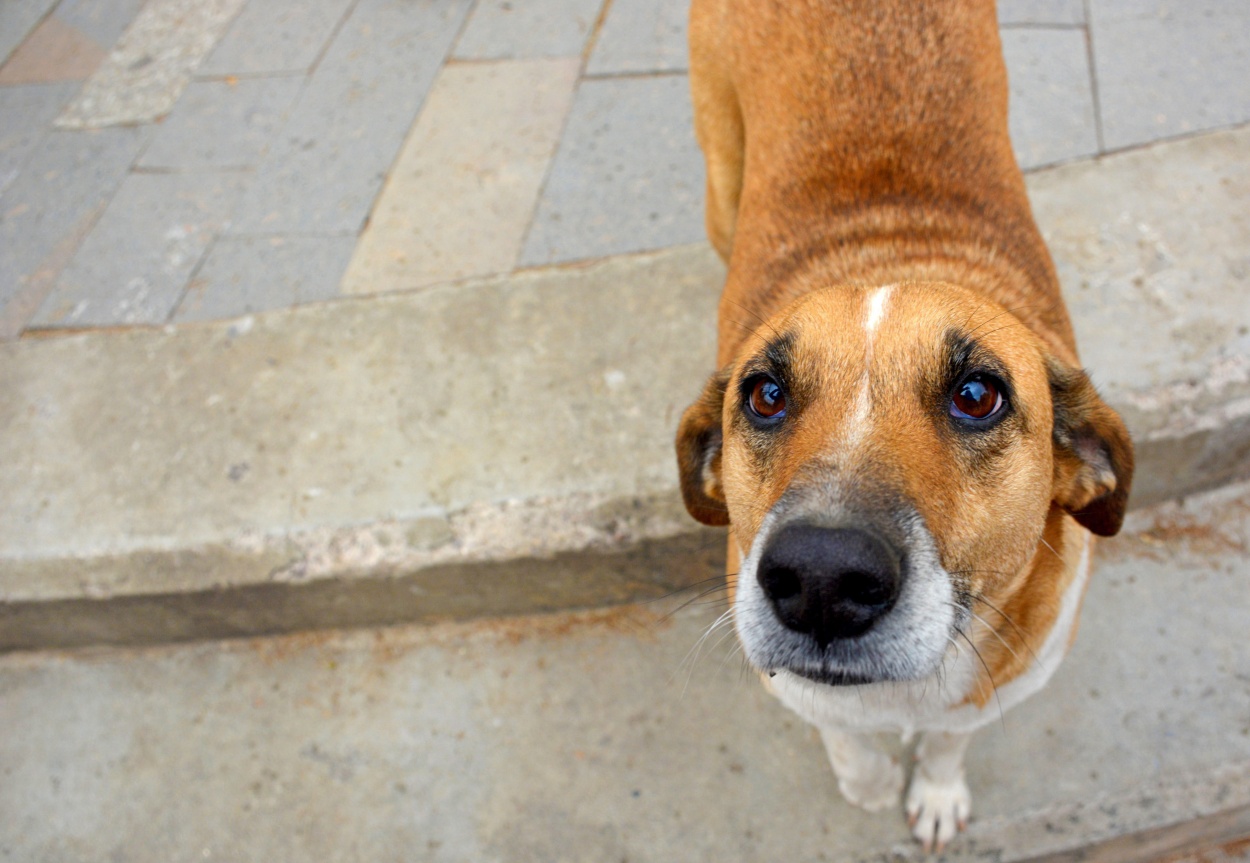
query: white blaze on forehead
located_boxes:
[845,286,894,448]
[865,285,891,334]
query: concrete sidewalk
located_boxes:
[3,482,1249,861]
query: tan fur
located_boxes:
[678,0,1134,699]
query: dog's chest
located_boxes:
[767,536,1091,738]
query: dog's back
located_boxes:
[690,0,1078,366]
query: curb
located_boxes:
[3,127,1249,651]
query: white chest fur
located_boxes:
[768,534,1091,739]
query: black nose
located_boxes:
[757,524,901,646]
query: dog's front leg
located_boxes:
[906,730,973,852]
[818,726,904,813]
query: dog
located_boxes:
[675,0,1134,850]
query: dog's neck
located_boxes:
[960,506,1090,707]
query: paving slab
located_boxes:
[586,0,688,74]
[1,482,1248,862]
[55,0,150,52]
[1090,0,1250,151]
[30,171,245,328]
[341,58,580,295]
[228,0,472,236]
[0,14,106,84]
[0,0,58,66]
[55,0,247,129]
[138,77,304,170]
[199,0,356,76]
[2,127,1249,649]
[997,0,1085,26]
[173,235,357,321]
[1002,27,1099,169]
[0,126,150,338]
[519,74,705,267]
[453,0,604,60]
[0,82,78,192]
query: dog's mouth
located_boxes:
[779,666,878,687]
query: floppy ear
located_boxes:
[675,369,731,526]
[1047,358,1135,536]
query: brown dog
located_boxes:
[676,0,1134,850]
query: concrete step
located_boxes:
[3,125,1249,651]
[2,482,1248,861]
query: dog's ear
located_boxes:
[676,369,731,526]
[1047,358,1134,536]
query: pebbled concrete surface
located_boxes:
[1,483,1247,862]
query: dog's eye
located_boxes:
[950,373,1004,421]
[748,377,787,420]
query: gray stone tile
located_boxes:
[519,75,704,266]
[199,0,356,76]
[341,58,580,294]
[0,14,106,83]
[1002,28,1099,169]
[138,78,303,170]
[0,83,78,193]
[172,235,355,321]
[586,0,687,74]
[1091,0,1250,150]
[229,0,473,235]
[56,0,247,129]
[31,172,244,328]
[55,0,147,48]
[453,0,603,59]
[0,126,149,337]
[0,0,58,65]
[997,0,1085,26]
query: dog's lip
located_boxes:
[780,666,878,686]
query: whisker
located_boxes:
[975,596,1041,664]
[957,628,1005,730]
[725,298,784,344]
[1039,537,1064,563]
[672,607,736,695]
[659,580,731,621]
[969,609,1022,663]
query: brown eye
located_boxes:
[950,374,1004,420]
[748,377,786,420]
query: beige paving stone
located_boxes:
[0,15,105,84]
[340,58,580,296]
[55,0,245,128]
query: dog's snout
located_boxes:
[757,524,901,646]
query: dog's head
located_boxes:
[676,282,1133,685]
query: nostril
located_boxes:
[761,565,801,601]
[841,570,892,607]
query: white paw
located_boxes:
[835,754,904,813]
[906,771,970,853]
